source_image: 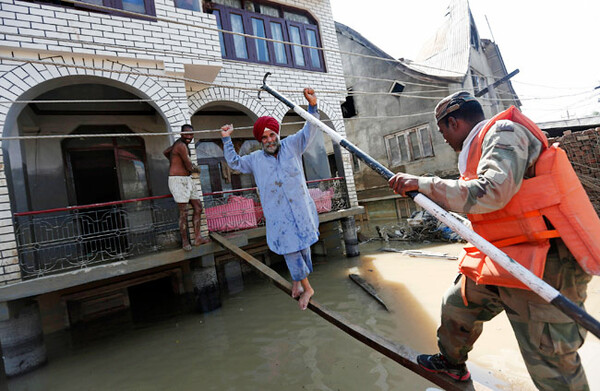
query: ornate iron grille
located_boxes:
[14,196,180,278]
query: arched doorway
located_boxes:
[8,80,175,276]
[192,102,257,194]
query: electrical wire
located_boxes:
[3,0,597,101]
[0,0,598,116]
[0,111,434,141]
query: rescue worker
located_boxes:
[220,87,320,310]
[388,91,599,390]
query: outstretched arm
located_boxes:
[284,88,320,154]
[221,124,253,174]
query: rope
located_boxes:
[3,0,597,103]
[0,111,434,141]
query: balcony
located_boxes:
[13,177,349,278]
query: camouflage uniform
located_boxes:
[418,120,592,390]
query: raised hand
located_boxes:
[221,124,234,138]
[303,88,317,106]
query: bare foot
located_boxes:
[298,287,314,310]
[291,281,304,299]
[194,235,210,245]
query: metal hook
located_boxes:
[257,72,272,100]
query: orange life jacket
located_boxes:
[458,106,600,290]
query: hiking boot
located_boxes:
[417,353,471,381]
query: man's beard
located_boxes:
[263,140,280,155]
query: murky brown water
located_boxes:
[5,237,600,391]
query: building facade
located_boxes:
[0,0,360,376]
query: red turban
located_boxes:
[253,116,280,141]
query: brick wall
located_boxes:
[551,128,600,214]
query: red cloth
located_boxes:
[253,116,280,141]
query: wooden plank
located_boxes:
[210,232,490,391]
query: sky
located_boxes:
[329,0,600,123]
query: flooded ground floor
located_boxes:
[4,229,599,390]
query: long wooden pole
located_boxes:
[210,232,489,391]
[259,72,600,339]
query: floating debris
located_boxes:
[348,273,389,311]
[375,211,467,243]
[380,248,458,260]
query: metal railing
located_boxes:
[13,177,349,278]
[13,195,181,278]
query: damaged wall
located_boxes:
[551,127,600,214]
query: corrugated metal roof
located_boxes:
[406,0,470,80]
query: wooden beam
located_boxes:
[210,232,490,391]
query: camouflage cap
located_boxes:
[434,91,478,122]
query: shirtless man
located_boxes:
[164,124,210,251]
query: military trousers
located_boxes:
[437,239,592,391]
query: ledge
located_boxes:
[0,235,248,302]
[0,207,364,302]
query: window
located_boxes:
[230,12,249,59]
[46,0,157,17]
[385,125,434,166]
[174,0,200,11]
[252,17,269,62]
[470,69,486,94]
[389,81,405,96]
[213,9,227,57]
[469,12,480,51]
[341,88,357,118]
[207,0,325,72]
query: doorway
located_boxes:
[63,127,153,262]
[69,149,120,205]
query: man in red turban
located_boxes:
[253,116,280,142]
[252,116,282,156]
[220,88,320,310]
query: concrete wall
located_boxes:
[335,26,458,203]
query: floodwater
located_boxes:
[4,236,600,390]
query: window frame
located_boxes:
[385,124,434,166]
[30,0,157,18]
[173,0,200,11]
[208,2,325,72]
[470,68,487,94]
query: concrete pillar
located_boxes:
[223,261,244,295]
[341,216,360,257]
[190,255,221,313]
[0,300,47,377]
[311,240,327,257]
